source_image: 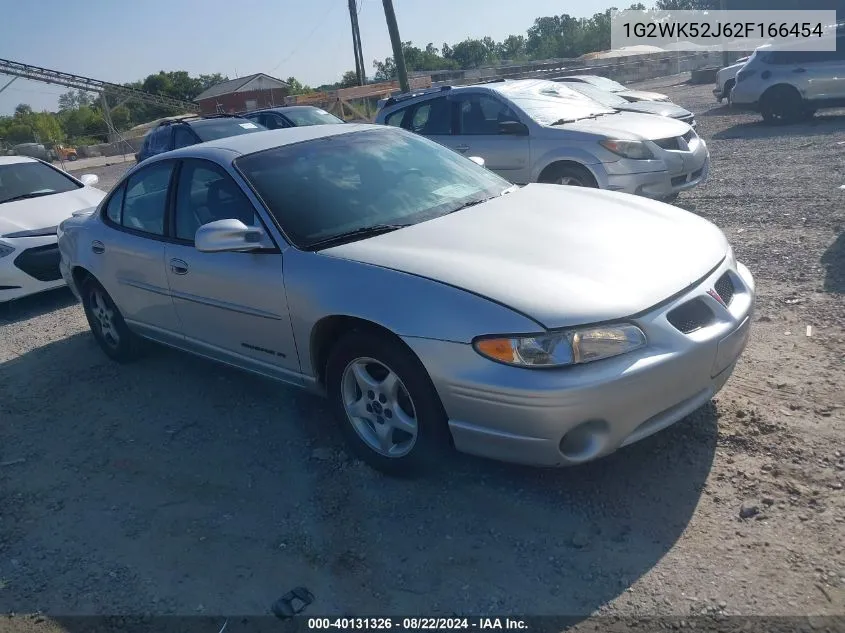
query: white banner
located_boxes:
[610,10,838,52]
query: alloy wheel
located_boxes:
[340,357,418,458]
[90,289,120,348]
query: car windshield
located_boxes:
[0,161,81,204]
[505,81,617,125]
[236,127,511,249]
[284,108,344,126]
[190,118,266,142]
[564,82,629,108]
[577,76,627,92]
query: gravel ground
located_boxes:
[1,76,843,626]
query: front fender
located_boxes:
[529,144,607,184]
[283,249,544,377]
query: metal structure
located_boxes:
[0,57,200,147]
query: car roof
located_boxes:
[249,105,325,114]
[158,123,374,160]
[0,156,38,166]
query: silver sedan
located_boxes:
[57,124,755,475]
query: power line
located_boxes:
[269,1,339,75]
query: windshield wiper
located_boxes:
[0,191,56,204]
[444,194,502,215]
[305,223,412,250]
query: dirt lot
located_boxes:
[1,76,843,625]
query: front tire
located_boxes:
[325,329,450,476]
[539,164,598,188]
[81,276,143,363]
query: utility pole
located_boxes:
[381,0,409,92]
[721,0,731,66]
[348,0,363,85]
[348,0,366,86]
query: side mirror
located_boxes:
[468,156,486,168]
[498,120,529,136]
[195,219,269,253]
[79,174,99,186]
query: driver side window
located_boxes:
[173,160,259,243]
[457,95,519,135]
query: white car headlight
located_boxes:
[599,139,654,160]
[473,324,647,368]
[0,240,15,259]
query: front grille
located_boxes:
[13,244,62,282]
[714,272,735,306]
[667,298,715,334]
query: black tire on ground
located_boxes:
[80,276,144,363]
[724,79,735,106]
[802,108,817,121]
[760,86,804,125]
[539,163,598,188]
[69,154,78,161]
[325,328,451,476]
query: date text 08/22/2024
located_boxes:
[307,618,528,630]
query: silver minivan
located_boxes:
[731,31,845,123]
[375,79,708,201]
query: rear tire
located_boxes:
[539,163,598,188]
[325,328,450,476]
[81,276,143,363]
[760,86,804,125]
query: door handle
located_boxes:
[91,241,105,254]
[169,258,189,275]
[454,144,470,153]
[793,67,806,73]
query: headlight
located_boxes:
[0,240,14,259]
[473,324,646,368]
[599,139,654,160]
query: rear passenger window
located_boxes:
[172,127,196,149]
[104,184,125,224]
[384,109,406,127]
[121,162,175,236]
[407,97,452,135]
[150,128,172,153]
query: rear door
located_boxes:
[802,36,845,102]
[96,160,182,341]
[448,92,531,184]
[402,96,455,151]
[163,159,301,379]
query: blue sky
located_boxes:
[0,0,612,115]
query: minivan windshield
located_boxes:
[236,127,511,249]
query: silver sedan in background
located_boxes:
[58,124,754,475]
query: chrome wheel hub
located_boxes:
[340,357,418,458]
[91,290,119,348]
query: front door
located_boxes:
[96,160,182,342]
[449,93,532,184]
[163,159,301,381]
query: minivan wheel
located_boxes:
[540,164,598,188]
[760,86,804,124]
[326,329,450,476]
[81,276,143,363]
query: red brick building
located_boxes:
[194,73,290,115]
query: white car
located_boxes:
[713,56,750,103]
[0,156,105,302]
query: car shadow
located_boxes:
[712,112,845,140]
[1,333,717,622]
[0,287,77,324]
[822,230,845,294]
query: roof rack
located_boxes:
[156,113,248,127]
[382,85,452,109]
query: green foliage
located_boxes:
[286,76,315,95]
[5,123,34,143]
[339,70,360,88]
[371,3,656,76]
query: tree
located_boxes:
[5,123,33,143]
[655,0,719,8]
[110,105,131,130]
[444,38,494,68]
[339,70,360,88]
[285,76,314,95]
[30,112,64,144]
[497,35,527,61]
[14,104,33,118]
[198,73,228,91]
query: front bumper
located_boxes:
[0,236,66,303]
[600,141,710,200]
[403,257,755,467]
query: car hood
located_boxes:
[617,100,693,119]
[617,89,670,102]
[322,184,729,329]
[0,186,105,237]
[552,111,689,141]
